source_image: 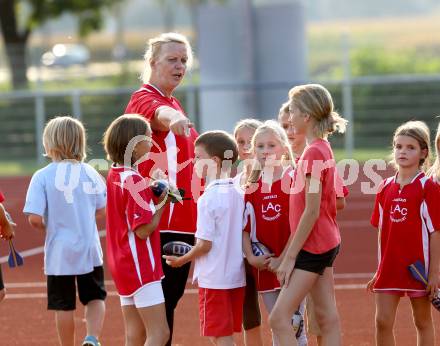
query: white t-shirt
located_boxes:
[193,178,246,289]
[23,161,106,275]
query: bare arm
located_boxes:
[0,204,14,239]
[243,231,271,269]
[153,106,193,136]
[164,238,212,268]
[95,207,106,220]
[277,175,321,286]
[428,231,440,299]
[134,202,167,240]
[28,213,45,231]
[336,196,346,211]
[268,233,293,272]
[284,176,321,258]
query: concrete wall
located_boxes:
[197,0,306,132]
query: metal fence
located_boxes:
[1,74,440,164]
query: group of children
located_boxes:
[0,83,438,346]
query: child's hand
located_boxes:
[0,222,15,240]
[248,254,271,270]
[268,256,282,273]
[163,255,183,268]
[427,272,439,300]
[366,274,377,292]
[277,258,295,287]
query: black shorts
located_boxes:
[294,245,340,275]
[0,265,4,290]
[47,266,107,311]
[242,260,261,330]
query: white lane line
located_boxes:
[0,246,45,263]
[5,273,373,289]
[5,284,367,300]
[5,280,115,288]
[335,273,374,279]
[0,230,107,264]
[6,291,119,299]
[335,283,366,290]
[338,220,372,228]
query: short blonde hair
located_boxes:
[233,118,262,138]
[141,32,193,83]
[392,120,431,170]
[43,116,86,161]
[289,84,347,138]
[247,120,294,184]
[103,114,151,165]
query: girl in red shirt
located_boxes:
[270,84,347,345]
[233,118,264,346]
[278,102,348,346]
[369,121,440,346]
[103,114,171,346]
[242,121,307,346]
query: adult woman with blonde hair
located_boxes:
[125,32,198,346]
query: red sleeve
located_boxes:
[243,192,252,234]
[370,180,386,228]
[123,174,154,232]
[0,191,4,203]
[125,89,167,121]
[423,179,440,232]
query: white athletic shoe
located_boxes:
[292,310,308,346]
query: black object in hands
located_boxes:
[151,179,169,197]
[163,241,193,257]
[151,179,188,203]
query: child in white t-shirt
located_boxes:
[164,130,246,346]
[23,116,106,346]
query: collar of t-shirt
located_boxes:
[112,163,139,173]
[145,83,173,100]
[393,171,424,185]
[205,178,235,191]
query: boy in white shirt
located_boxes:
[164,130,246,346]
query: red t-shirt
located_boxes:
[106,165,163,296]
[125,83,198,234]
[370,172,440,291]
[290,139,341,254]
[243,172,291,292]
[0,191,4,203]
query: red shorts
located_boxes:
[198,287,245,337]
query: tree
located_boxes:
[0,0,122,89]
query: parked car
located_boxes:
[41,44,90,67]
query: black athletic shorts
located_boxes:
[294,245,340,275]
[47,266,106,311]
[242,260,261,330]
